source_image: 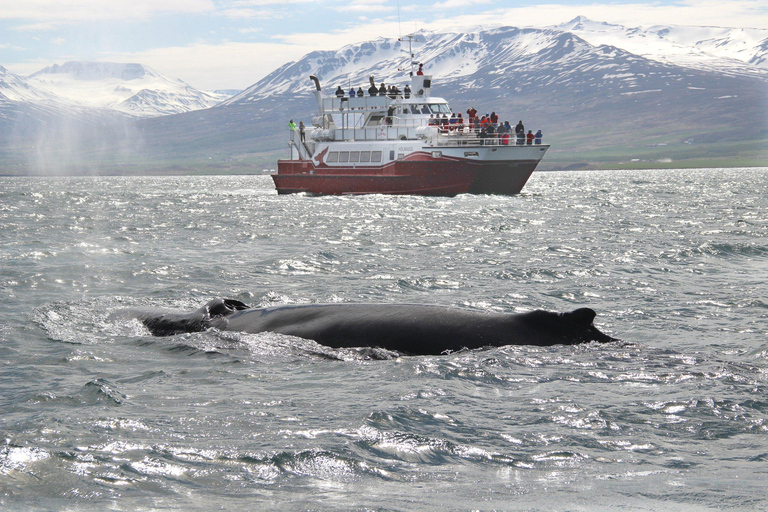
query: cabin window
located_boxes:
[429,103,450,114]
[327,152,339,162]
[367,114,384,126]
[360,151,371,162]
[371,151,382,162]
[339,151,349,163]
[389,150,395,161]
[409,105,420,114]
[349,151,360,163]
[420,104,430,114]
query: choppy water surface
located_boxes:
[1,169,767,511]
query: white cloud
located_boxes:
[103,41,315,90]
[0,0,214,22]
[340,0,395,14]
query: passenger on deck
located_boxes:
[457,113,464,131]
[357,87,364,97]
[299,121,306,142]
[288,119,296,141]
[478,127,489,144]
[349,87,356,97]
[417,63,424,75]
[379,83,387,96]
[527,130,534,145]
[535,130,543,144]
[501,132,511,145]
[515,120,525,145]
[466,107,477,130]
[403,85,411,98]
[504,121,512,134]
[428,114,437,126]
[490,111,498,125]
[368,84,378,96]
[335,86,345,98]
[449,113,457,130]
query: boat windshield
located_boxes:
[428,103,451,114]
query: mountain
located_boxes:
[26,62,230,117]
[554,16,768,77]
[2,21,767,174]
[142,25,767,170]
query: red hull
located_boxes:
[273,152,539,196]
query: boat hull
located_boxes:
[273,148,545,196]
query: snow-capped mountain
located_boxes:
[0,65,65,105]
[554,16,768,77]
[224,24,766,106]
[2,19,766,174]
[193,23,767,169]
[27,62,230,117]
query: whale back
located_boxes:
[515,307,614,345]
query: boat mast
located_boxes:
[398,34,417,77]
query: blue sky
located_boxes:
[1,0,767,90]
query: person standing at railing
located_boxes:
[404,85,411,98]
[490,111,498,126]
[357,87,364,97]
[378,83,387,96]
[349,87,356,97]
[335,86,345,98]
[515,120,525,145]
[535,130,542,144]
[368,83,378,96]
[526,130,535,145]
[299,121,306,143]
[288,119,296,141]
[466,107,477,130]
[449,113,457,131]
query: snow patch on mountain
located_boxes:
[27,62,230,117]
[0,65,64,105]
[554,16,768,77]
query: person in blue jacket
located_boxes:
[535,129,542,144]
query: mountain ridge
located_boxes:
[1,18,766,174]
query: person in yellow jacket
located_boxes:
[288,119,296,140]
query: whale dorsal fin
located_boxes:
[567,308,596,326]
[206,298,250,318]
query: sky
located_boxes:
[2,0,767,91]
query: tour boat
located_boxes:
[272,71,548,196]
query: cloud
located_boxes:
[0,0,215,22]
[340,0,395,14]
[103,41,316,90]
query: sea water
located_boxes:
[1,168,766,511]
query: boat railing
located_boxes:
[323,95,395,113]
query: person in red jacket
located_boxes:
[466,107,477,130]
[526,130,535,145]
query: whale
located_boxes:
[110,299,616,355]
